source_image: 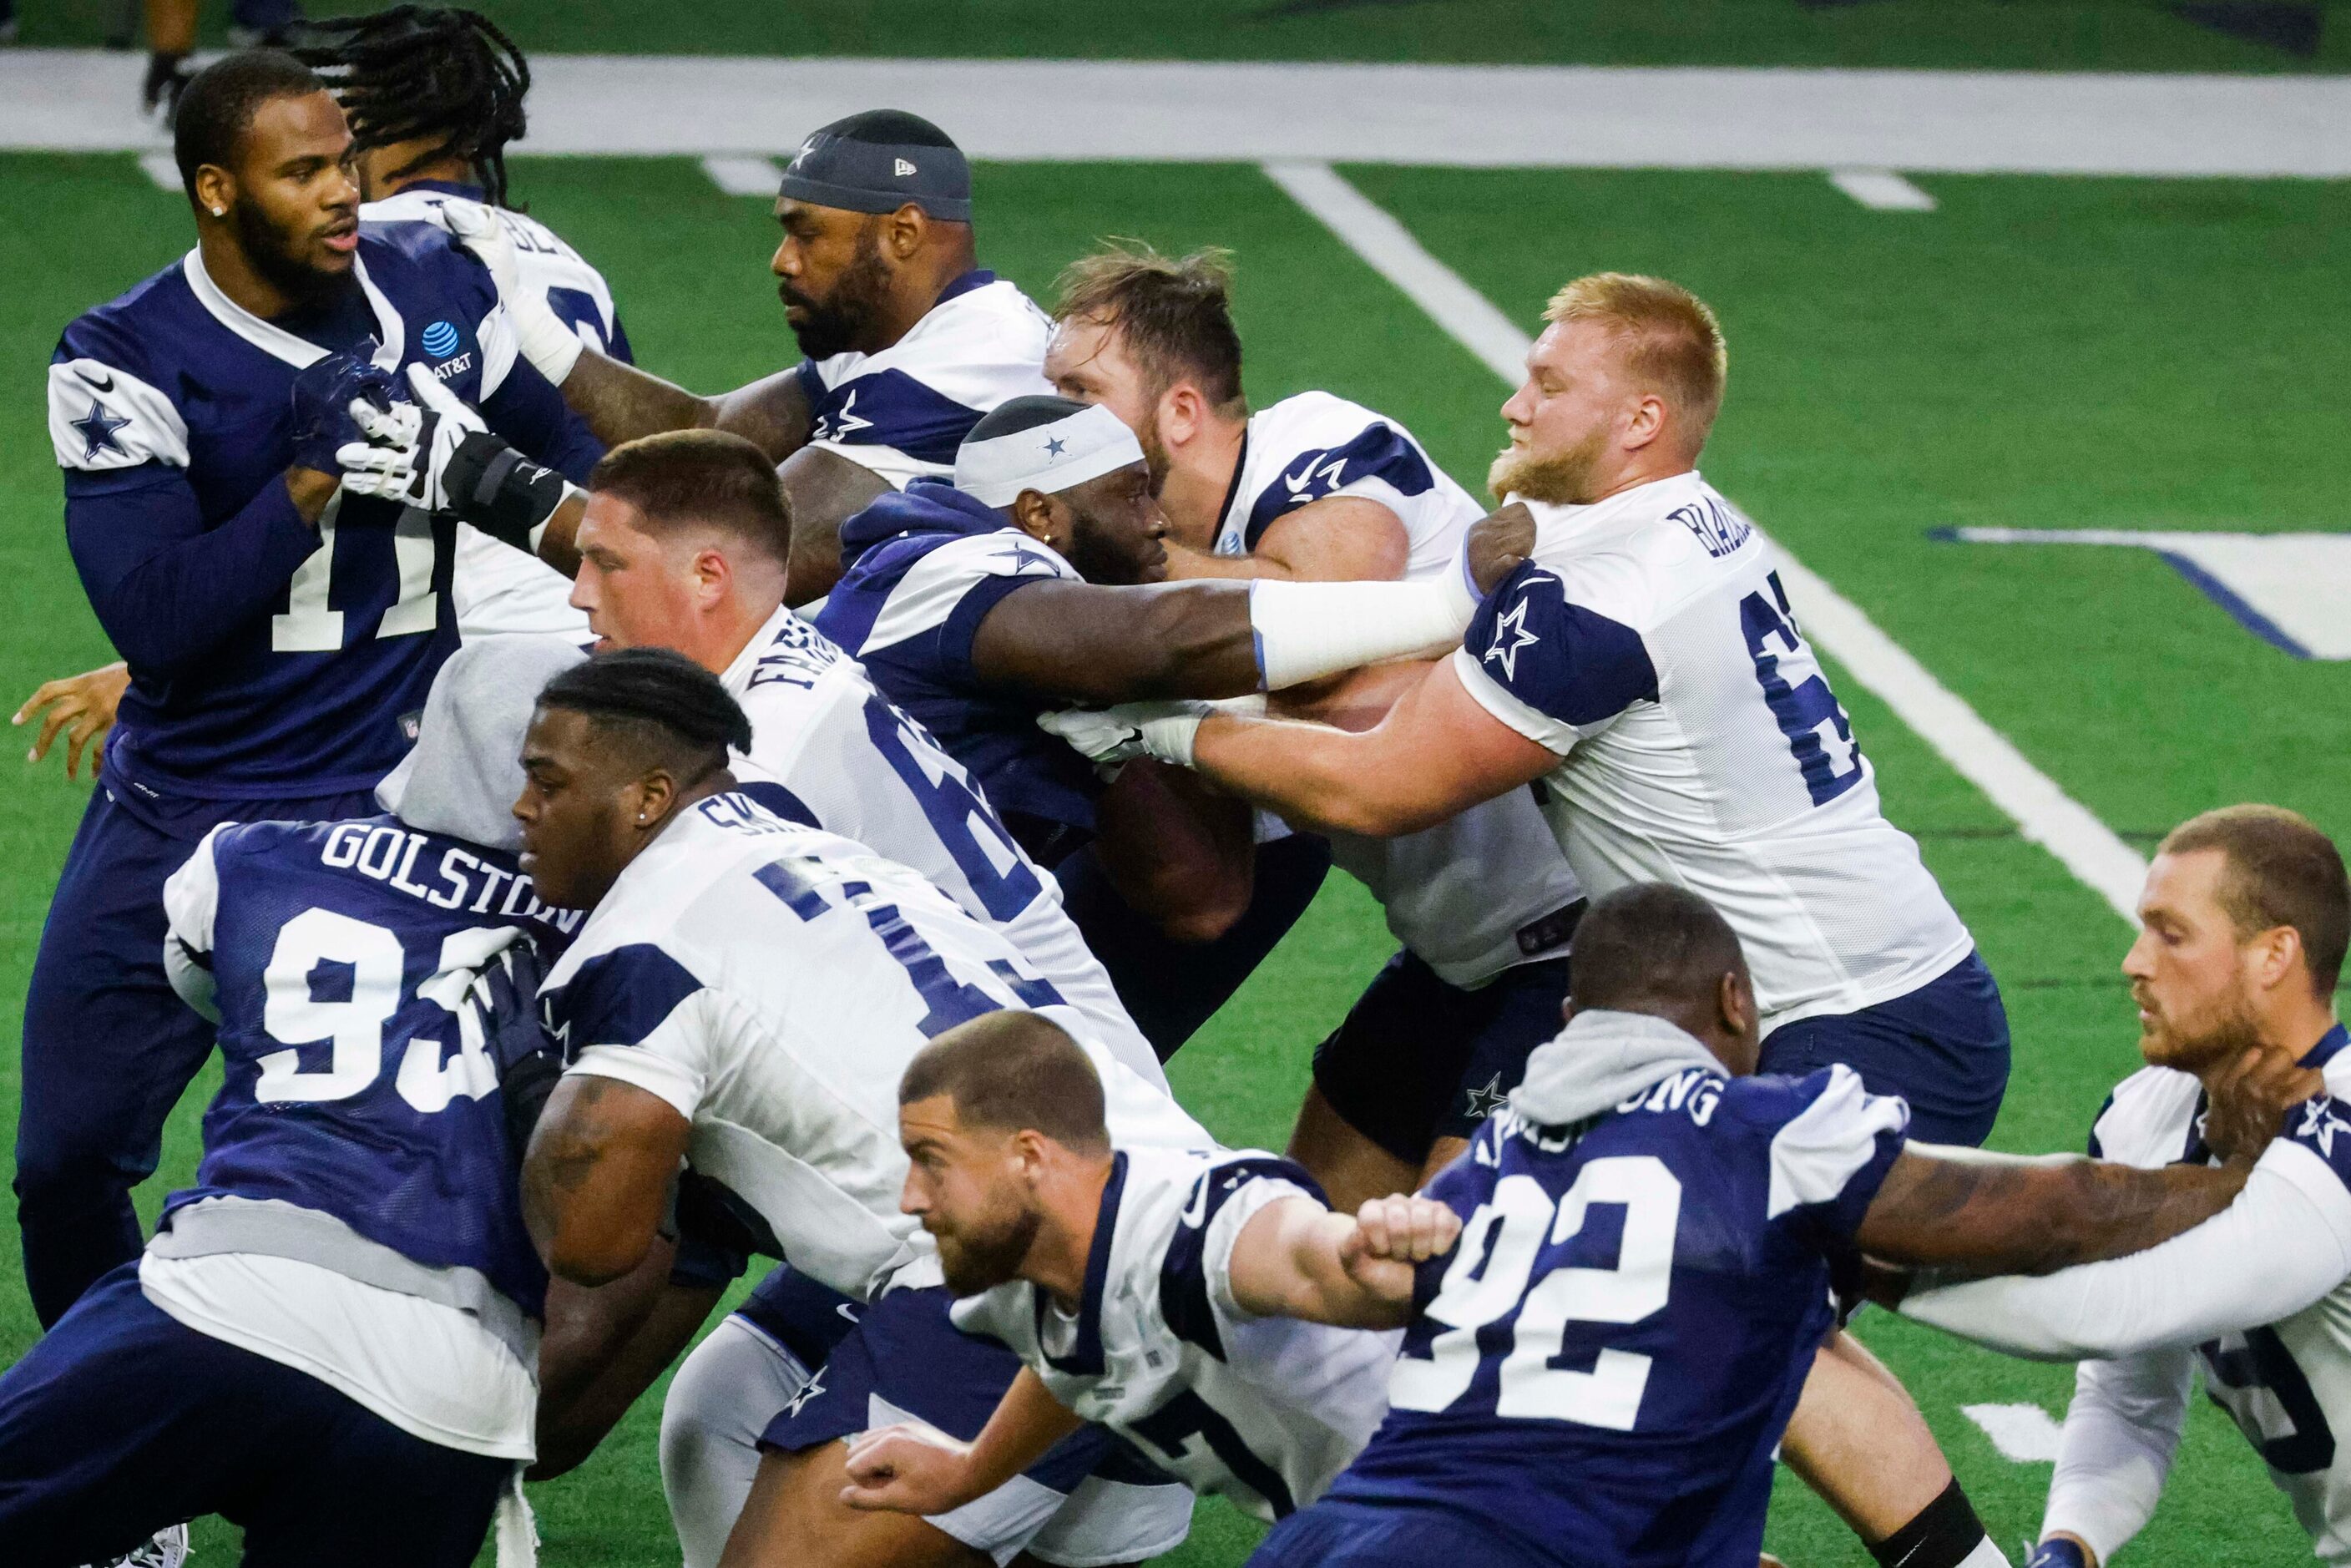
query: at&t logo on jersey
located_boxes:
[420,319,474,382]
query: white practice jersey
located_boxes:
[363,185,616,640]
[954,1146,1398,1523]
[793,271,1053,490]
[718,605,1163,1088]
[544,794,1206,1303]
[2071,1044,2351,1563]
[1454,472,1972,1030]
[1214,392,1583,986]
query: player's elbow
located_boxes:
[540,1227,651,1288]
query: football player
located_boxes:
[1894,807,2351,1568]
[455,108,1050,603]
[0,635,578,1566]
[19,50,600,1330]
[839,1013,1454,1524]
[1044,242,1585,1205]
[1054,271,2025,1566]
[1247,883,2285,1568]
[17,3,614,771]
[509,650,1206,1568]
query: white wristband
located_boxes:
[1137,707,1206,767]
[512,296,584,386]
[1247,579,1470,690]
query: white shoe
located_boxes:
[86,1523,190,1568]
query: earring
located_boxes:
[209,206,224,217]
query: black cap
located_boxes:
[776,109,971,222]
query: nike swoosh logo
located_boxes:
[78,368,115,392]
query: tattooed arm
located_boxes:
[1854,1145,2252,1280]
[557,353,817,463]
[521,1073,694,1287]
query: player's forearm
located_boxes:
[1860,1148,2250,1278]
[957,1368,1084,1503]
[1232,1201,1417,1328]
[69,475,324,671]
[555,347,726,450]
[483,353,607,486]
[1191,712,1447,837]
[1901,1152,2351,1358]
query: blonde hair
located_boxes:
[1544,273,1728,447]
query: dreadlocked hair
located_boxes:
[297,7,529,208]
[537,650,755,777]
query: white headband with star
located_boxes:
[954,402,1146,507]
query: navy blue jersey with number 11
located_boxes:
[1322,1039,1909,1567]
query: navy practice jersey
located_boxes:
[160,815,581,1318]
[1327,1055,1908,1565]
[817,478,1100,861]
[48,222,603,800]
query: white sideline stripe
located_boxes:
[699,154,783,196]
[4,51,2349,176]
[1828,168,1937,210]
[1963,1402,2068,1463]
[135,149,179,192]
[1265,159,2148,926]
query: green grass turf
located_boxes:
[2,149,2346,1562]
[12,0,2349,70]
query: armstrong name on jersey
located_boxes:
[1454,472,1972,1031]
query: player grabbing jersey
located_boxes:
[1894,808,2351,1568]
[310,3,620,638]
[18,50,600,1329]
[1044,242,1584,1202]
[838,1015,1452,1527]
[508,650,1204,1568]
[0,635,579,1566]
[454,108,1052,602]
[1251,884,2288,1568]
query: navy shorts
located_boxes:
[758,1284,1110,1491]
[1249,1498,1552,1568]
[0,1263,511,1567]
[1758,949,2011,1147]
[1315,949,1575,1164]
[731,1262,867,1369]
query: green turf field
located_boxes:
[12,0,2348,70]
[2,143,2346,1564]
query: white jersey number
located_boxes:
[256,909,513,1110]
[271,496,441,652]
[1391,1157,1681,1431]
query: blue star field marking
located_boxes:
[1044,435,1067,457]
[993,540,1059,574]
[70,399,133,463]
[1483,594,1542,681]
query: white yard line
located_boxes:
[6,51,2349,176]
[1962,1403,2069,1463]
[1828,169,1938,210]
[1265,159,2149,925]
[698,154,786,196]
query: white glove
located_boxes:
[442,198,584,386]
[1037,701,1211,769]
[338,362,490,512]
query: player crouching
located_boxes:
[0,635,584,1566]
[842,1012,1455,1524]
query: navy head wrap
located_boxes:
[776,109,971,222]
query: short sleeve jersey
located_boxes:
[539,793,1208,1302]
[159,814,580,1319]
[1452,473,1972,1030]
[715,606,1161,1086]
[49,225,598,796]
[790,271,1053,489]
[2086,1025,2351,1557]
[1327,1055,1907,1566]
[1211,392,1584,985]
[816,480,1101,862]
[955,1147,1399,1522]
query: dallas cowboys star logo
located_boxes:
[1483,594,1541,682]
[2299,1096,2351,1160]
[70,398,132,463]
[993,541,1059,574]
[811,387,872,443]
[1044,435,1067,457]
[781,1364,827,1419]
[1462,1074,1509,1120]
